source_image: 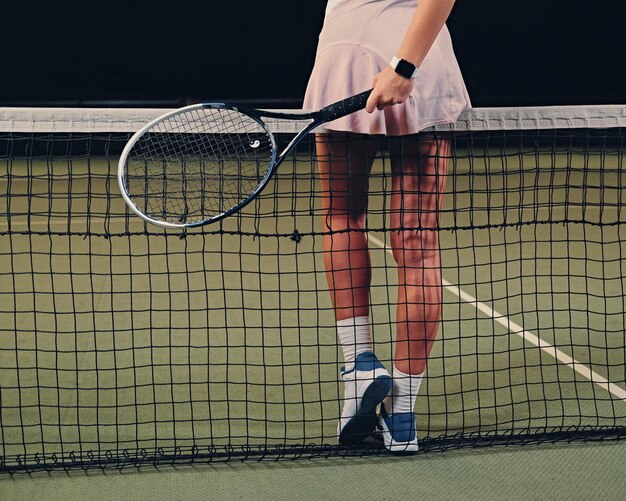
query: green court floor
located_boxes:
[2,441,626,500]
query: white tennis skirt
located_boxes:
[304,0,471,135]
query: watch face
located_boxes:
[395,59,415,79]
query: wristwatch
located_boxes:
[389,56,418,79]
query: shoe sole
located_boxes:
[339,375,392,445]
[382,439,419,455]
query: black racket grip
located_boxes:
[318,89,373,122]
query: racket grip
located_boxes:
[318,89,373,122]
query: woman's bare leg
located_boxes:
[389,134,450,376]
[316,133,381,321]
[317,132,392,445]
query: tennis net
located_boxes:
[1,105,625,472]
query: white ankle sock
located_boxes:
[336,316,373,364]
[385,366,423,414]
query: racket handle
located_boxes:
[318,89,373,122]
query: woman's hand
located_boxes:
[365,66,415,113]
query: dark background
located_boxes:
[3,1,625,108]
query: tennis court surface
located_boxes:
[0,105,625,472]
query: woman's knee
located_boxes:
[391,229,440,266]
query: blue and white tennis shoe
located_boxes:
[338,352,392,445]
[377,402,419,453]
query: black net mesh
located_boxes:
[0,107,625,472]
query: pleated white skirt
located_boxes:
[304,0,471,135]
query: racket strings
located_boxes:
[124,107,274,224]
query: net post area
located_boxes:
[0,106,625,472]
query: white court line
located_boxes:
[366,233,626,402]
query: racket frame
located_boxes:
[118,90,371,228]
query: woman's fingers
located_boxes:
[365,91,380,113]
[367,92,405,112]
[365,67,415,113]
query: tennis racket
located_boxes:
[117,89,372,229]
